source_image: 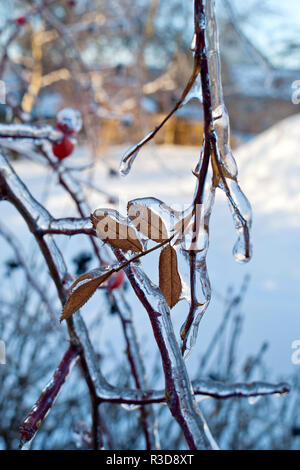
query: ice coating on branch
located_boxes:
[114,0,252,360]
[183,74,203,104]
[193,379,290,400]
[0,123,63,143]
[177,167,215,356]
[212,105,237,179]
[120,259,218,450]
[56,108,82,134]
[179,250,211,357]
[19,347,79,448]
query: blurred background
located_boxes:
[0,0,300,450]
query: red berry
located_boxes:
[57,121,75,136]
[16,16,27,26]
[52,137,74,160]
[107,270,124,290]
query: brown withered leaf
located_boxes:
[91,210,143,252]
[128,202,168,242]
[159,244,182,308]
[60,269,113,321]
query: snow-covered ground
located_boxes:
[1,113,300,381]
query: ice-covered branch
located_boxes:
[113,248,218,450]
[192,379,290,400]
[40,144,160,450]
[92,379,290,404]
[0,123,63,143]
[109,290,160,449]
[19,346,79,448]
[0,152,160,449]
[38,217,95,236]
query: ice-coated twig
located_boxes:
[111,290,160,449]
[179,0,216,356]
[19,346,79,448]
[13,141,160,449]
[0,152,108,449]
[39,145,160,449]
[113,249,218,450]
[192,379,290,400]
[179,0,252,355]
[0,154,291,450]
[38,217,95,237]
[119,38,202,175]
[116,0,252,358]
[204,0,252,263]
[0,124,63,143]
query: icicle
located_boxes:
[119,132,152,176]
[248,395,262,406]
[205,0,252,263]
[19,348,79,448]
[121,404,141,411]
[178,164,216,356]
[179,250,211,358]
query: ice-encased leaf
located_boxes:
[159,244,182,308]
[127,197,174,242]
[91,208,143,252]
[61,267,114,320]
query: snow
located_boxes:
[1,113,300,381]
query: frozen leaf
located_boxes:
[128,198,169,242]
[91,208,143,253]
[159,244,182,308]
[61,267,114,321]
